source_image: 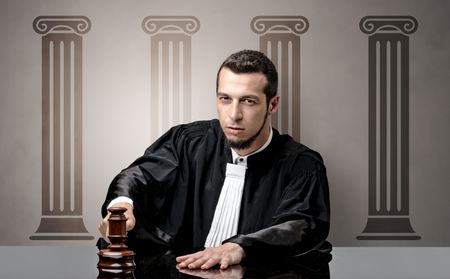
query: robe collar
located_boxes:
[230,128,273,167]
[213,119,280,171]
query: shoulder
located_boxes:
[273,132,326,174]
[167,119,221,143]
[148,119,222,154]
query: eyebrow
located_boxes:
[216,92,261,100]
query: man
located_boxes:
[99,50,331,270]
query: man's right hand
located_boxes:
[98,202,135,243]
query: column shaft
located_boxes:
[369,34,410,216]
[41,34,82,215]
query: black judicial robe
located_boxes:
[102,119,331,260]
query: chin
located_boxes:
[226,134,247,142]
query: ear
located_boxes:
[268,96,280,114]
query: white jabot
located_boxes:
[204,163,247,247]
[204,128,273,247]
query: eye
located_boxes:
[242,98,256,105]
[217,95,231,103]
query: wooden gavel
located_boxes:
[97,207,135,276]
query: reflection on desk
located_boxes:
[133,252,330,279]
[1,246,448,278]
[97,239,331,279]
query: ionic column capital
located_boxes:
[142,16,200,35]
[360,16,418,35]
[251,16,308,35]
[33,16,91,35]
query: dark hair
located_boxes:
[216,50,278,103]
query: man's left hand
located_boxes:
[176,242,246,270]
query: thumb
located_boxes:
[98,216,111,243]
[125,211,136,232]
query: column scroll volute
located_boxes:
[142,16,200,35]
[33,16,91,35]
[251,16,309,35]
[360,16,418,35]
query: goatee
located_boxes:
[225,111,268,151]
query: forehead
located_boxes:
[217,68,267,95]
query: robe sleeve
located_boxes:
[101,126,183,218]
[223,155,331,261]
[101,122,209,248]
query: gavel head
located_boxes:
[107,207,128,249]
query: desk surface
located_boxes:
[0,246,449,279]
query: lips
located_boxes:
[227,126,244,135]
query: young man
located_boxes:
[99,50,331,270]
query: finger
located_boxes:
[104,226,110,243]
[201,257,221,270]
[98,218,110,242]
[219,259,230,270]
[187,257,209,269]
[176,253,194,262]
[176,251,202,262]
[219,254,233,269]
[125,216,135,231]
[177,256,198,268]
[176,256,188,263]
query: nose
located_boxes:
[229,101,243,121]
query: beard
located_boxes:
[225,110,269,151]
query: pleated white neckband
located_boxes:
[204,163,246,247]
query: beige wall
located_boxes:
[0,0,449,246]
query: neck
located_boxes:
[233,124,272,156]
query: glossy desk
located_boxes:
[0,246,448,278]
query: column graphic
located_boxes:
[31,16,93,240]
[251,16,308,141]
[357,16,420,240]
[142,16,200,142]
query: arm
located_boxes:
[101,144,180,218]
[225,159,331,261]
[98,126,184,243]
[176,154,330,269]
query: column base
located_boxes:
[357,217,421,240]
[30,216,94,240]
